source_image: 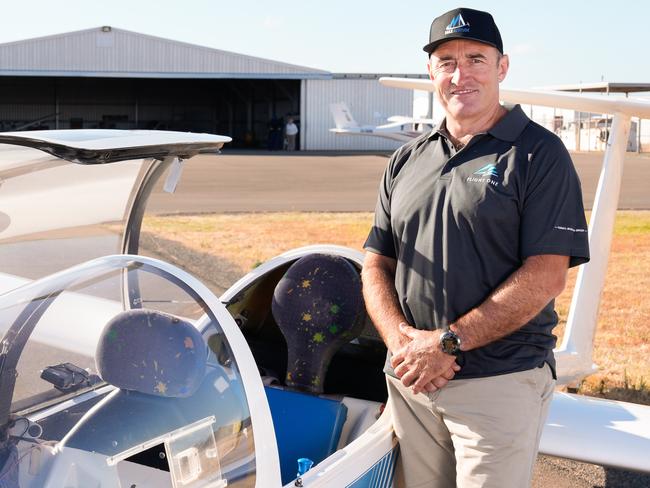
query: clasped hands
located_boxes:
[391,323,461,395]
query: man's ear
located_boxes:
[427,61,435,82]
[497,53,509,83]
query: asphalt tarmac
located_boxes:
[147,150,650,214]
[148,149,650,487]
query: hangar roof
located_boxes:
[0,26,331,80]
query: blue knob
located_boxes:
[297,457,314,477]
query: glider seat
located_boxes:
[268,253,366,483]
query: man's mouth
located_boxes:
[450,89,478,95]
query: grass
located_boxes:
[141,210,650,405]
[142,212,373,273]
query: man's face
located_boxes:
[427,39,509,122]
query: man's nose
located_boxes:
[450,64,466,85]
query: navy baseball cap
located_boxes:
[423,8,503,55]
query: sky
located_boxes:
[0,0,647,90]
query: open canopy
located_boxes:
[0,129,232,286]
[0,129,231,164]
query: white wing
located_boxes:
[542,392,650,472]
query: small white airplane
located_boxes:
[0,94,648,487]
[329,102,435,142]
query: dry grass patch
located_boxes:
[142,210,650,404]
[143,212,375,272]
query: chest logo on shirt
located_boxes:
[466,164,499,186]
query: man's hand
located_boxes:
[391,324,460,395]
[361,252,461,394]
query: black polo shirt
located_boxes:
[364,105,590,379]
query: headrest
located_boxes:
[96,309,207,398]
[272,254,366,393]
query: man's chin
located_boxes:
[447,104,481,120]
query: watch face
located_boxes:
[441,332,460,355]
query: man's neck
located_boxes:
[445,103,507,147]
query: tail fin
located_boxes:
[330,102,359,129]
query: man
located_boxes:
[285,118,298,151]
[361,7,589,488]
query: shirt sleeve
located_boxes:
[364,156,397,259]
[520,137,590,268]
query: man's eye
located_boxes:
[471,58,484,64]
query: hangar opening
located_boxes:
[0,77,300,149]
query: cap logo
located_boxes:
[445,13,470,34]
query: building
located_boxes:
[527,82,650,153]
[0,27,418,151]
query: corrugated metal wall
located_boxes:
[302,79,414,151]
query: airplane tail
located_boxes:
[330,102,359,129]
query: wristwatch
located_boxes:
[440,330,461,356]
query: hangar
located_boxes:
[0,26,416,150]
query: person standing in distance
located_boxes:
[361,7,589,487]
[285,118,298,151]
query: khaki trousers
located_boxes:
[286,134,296,151]
[387,364,554,488]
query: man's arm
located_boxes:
[360,251,409,354]
[361,251,459,392]
[392,254,569,393]
[451,254,569,350]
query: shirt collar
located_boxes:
[428,118,449,141]
[487,104,530,142]
[428,104,530,143]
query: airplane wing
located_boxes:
[386,115,436,125]
[329,128,418,143]
[541,392,650,472]
[378,77,650,119]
